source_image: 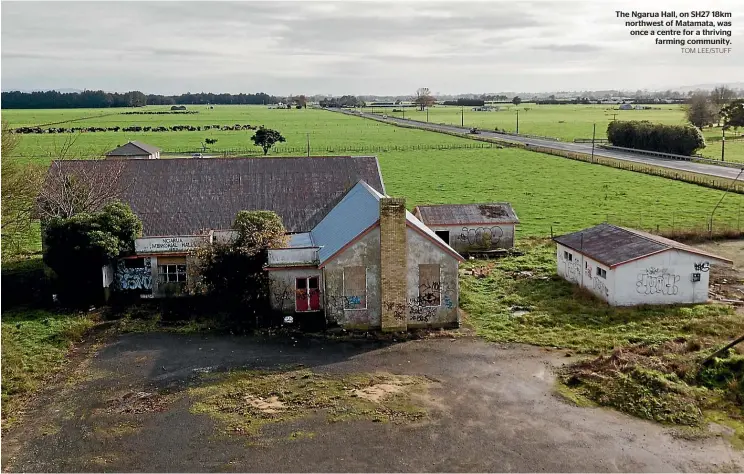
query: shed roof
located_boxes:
[106,141,161,156]
[553,223,732,267]
[40,156,385,236]
[413,203,519,225]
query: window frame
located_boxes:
[157,263,187,284]
[418,263,442,307]
[596,267,607,279]
[342,266,367,310]
[295,276,321,312]
[564,251,573,261]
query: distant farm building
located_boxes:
[413,203,519,255]
[105,141,161,160]
[618,104,634,110]
[553,224,732,306]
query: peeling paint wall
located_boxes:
[406,228,459,328]
[424,223,515,253]
[323,228,382,330]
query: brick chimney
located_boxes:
[379,197,407,331]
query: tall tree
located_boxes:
[685,92,717,128]
[721,99,744,131]
[414,88,436,111]
[710,86,736,126]
[251,127,286,155]
[512,96,522,106]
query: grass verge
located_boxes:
[1,308,99,427]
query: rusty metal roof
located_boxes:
[553,223,732,267]
[414,203,519,225]
[41,156,385,236]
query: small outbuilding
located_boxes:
[412,203,519,254]
[553,223,732,306]
[105,141,161,160]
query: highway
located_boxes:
[342,110,743,181]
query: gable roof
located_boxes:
[414,203,519,225]
[553,223,732,267]
[106,141,161,156]
[41,156,385,236]
[313,181,463,266]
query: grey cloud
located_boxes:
[531,44,605,53]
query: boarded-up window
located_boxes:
[343,266,366,310]
[419,264,441,306]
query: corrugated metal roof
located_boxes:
[106,141,161,156]
[553,223,732,267]
[287,232,315,248]
[40,156,385,236]
[312,181,382,264]
[414,203,519,225]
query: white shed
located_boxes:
[553,224,732,306]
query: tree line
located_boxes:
[1,90,281,109]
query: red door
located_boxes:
[309,277,320,310]
[295,278,308,312]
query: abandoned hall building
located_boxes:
[44,155,466,331]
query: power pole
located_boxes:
[426,107,429,123]
[591,123,596,162]
[722,127,726,161]
[516,110,519,134]
[306,133,310,157]
[461,105,464,127]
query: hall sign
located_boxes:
[135,236,207,254]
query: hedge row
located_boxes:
[607,120,706,156]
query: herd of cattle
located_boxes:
[12,123,260,134]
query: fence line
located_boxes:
[162,142,497,155]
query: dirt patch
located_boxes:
[244,395,286,413]
[695,239,744,303]
[189,370,429,437]
[105,390,174,414]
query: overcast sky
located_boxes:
[2,0,743,95]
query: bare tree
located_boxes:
[685,92,717,129]
[36,136,130,220]
[1,120,45,255]
[710,86,736,125]
[414,88,436,111]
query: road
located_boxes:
[3,333,741,472]
[342,110,743,181]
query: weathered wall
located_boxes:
[556,243,615,304]
[613,250,712,306]
[268,268,323,314]
[114,258,153,293]
[424,223,515,253]
[323,227,382,329]
[406,228,459,328]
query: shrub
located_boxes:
[607,120,705,156]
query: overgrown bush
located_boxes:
[43,202,142,306]
[607,120,706,156]
[188,211,287,323]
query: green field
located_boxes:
[2,105,743,259]
[3,106,470,162]
[380,104,744,163]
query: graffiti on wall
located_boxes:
[115,258,152,291]
[636,267,680,296]
[585,263,593,279]
[694,262,710,272]
[458,226,503,247]
[592,277,609,297]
